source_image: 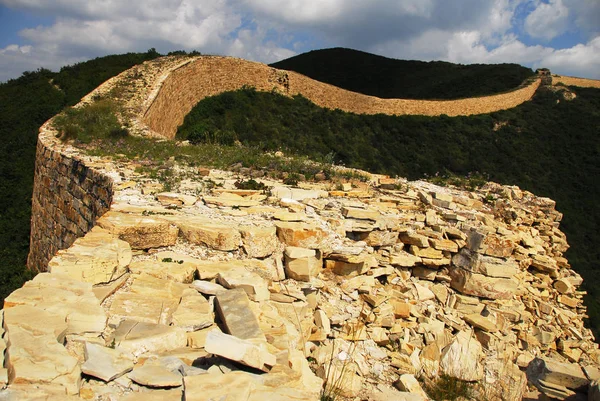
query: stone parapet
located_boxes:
[27,125,113,272]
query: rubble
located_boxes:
[3,161,599,400]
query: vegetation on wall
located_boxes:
[178,86,600,334]
[270,47,534,100]
[0,49,163,302]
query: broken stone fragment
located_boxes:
[202,194,260,208]
[449,267,518,300]
[530,254,559,278]
[111,320,187,358]
[110,274,186,325]
[217,269,270,302]
[429,238,459,252]
[275,222,326,248]
[452,248,519,278]
[187,325,222,349]
[467,230,514,258]
[409,245,443,259]
[191,280,225,295]
[389,250,422,267]
[128,259,196,283]
[390,299,411,318]
[183,371,255,401]
[553,278,575,294]
[81,342,134,382]
[325,253,377,276]
[342,206,380,221]
[121,389,183,401]
[365,230,399,247]
[4,274,107,335]
[97,211,179,249]
[440,330,483,381]
[463,313,498,333]
[239,225,278,258]
[394,374,428,398]
[128,364,183,388]
[156,192,197,206]
[171,289,214,331]
[176,219,241,251]
[204,330,276,372]
[284,246,321,282]
[3,304,67,343]
[399,232,430,248]
[4,324,81,395]
[526,357,590,392]
[215,288,264,340]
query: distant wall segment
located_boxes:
[143,56,542,139]
[27,124,113,272]
[552,75,600,89]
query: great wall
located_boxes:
[2,55,600,400]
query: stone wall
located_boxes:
[27,123,113,272]
[552,75,600,89]
[143,56,541,139]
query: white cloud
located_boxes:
[565,0,600,38]
[542,35,600,78]
[0,0,599,82]
[525,0,569,41]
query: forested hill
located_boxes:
[0,49,164,300]
[270,47,534,100]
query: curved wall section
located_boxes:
[143,56,541,139]
[27,123,113,272]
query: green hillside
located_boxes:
[270,47,534,99]
[0,49,162,301]
[178,85,600,334]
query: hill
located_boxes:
[270,47,534,99]
[178,85,600,335]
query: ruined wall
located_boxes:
[27,123,113,272]
[143,56,541,139]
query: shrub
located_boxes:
[423,375,474,401]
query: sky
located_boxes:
[0,0,599,83]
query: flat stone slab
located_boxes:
[215,289,264,340]
[4,273,106,335]
[239,226,278,258]
[112,320,187,358]
[450,267,518,300]
[127,365,182,388]
[47,227,131,284]
[183,371,255,401]
[121,389,183,401]
[97,211,179,249]
[4,325,81,395]
[171,289,214,331]
[174,218,241,251]
[217,269,270,302]
[527,357,590,391]
[81,342,134,382]
[452,248,519,278]
[110,292,179,325]
[129,259,196,283]
[191,280,225,295]
[93,273,129,302]
[204,330,275,372]
[275,222,326,248]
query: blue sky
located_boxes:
[0,0,598,83]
